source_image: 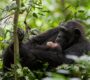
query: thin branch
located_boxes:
[0,12,14,21]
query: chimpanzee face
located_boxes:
[55,22,81,49]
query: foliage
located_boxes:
[0,0,90,80]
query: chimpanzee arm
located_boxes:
[29,27,60,45]
[64,42,87,56]
[3,43,14,72]
[63,42,88,64]
[29,46,63,68]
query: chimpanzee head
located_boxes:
[55,20,85,49]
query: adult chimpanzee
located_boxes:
[3,20,90,72]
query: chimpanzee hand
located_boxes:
[17,28,25,42]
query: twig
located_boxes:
[0,12,14,21]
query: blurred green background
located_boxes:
[0,0,90,80]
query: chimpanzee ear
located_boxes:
[74,29,81,38]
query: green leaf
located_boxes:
[33,13,38,18]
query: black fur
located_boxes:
[3,20,90,72]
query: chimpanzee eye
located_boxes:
[60,28,66,32]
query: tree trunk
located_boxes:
[13,0,20,80]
